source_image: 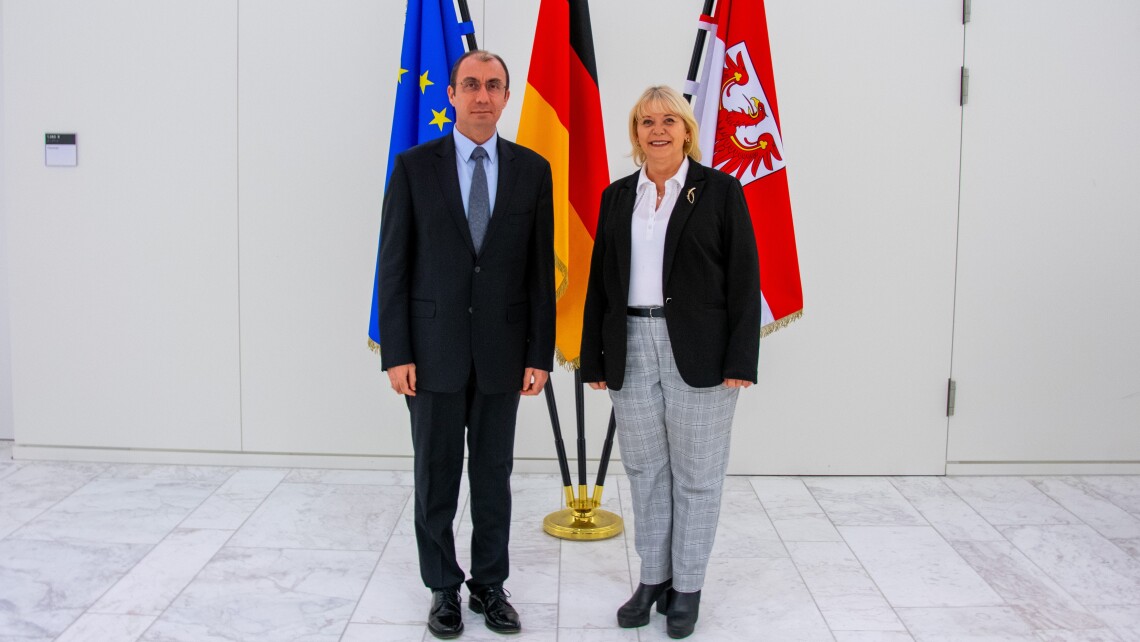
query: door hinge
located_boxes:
[947,378,957,417]
[960,67,969,106]
[963,0,971,24]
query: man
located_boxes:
[377,50,555,639]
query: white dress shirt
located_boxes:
[628,157,689,307]
[453,129,499,218]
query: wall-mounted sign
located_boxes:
[45,133,77,167]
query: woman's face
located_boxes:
[637,108,688,167]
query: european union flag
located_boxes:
[369,0,472,352]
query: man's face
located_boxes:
[448,57,510,134]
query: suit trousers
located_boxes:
[609,316,739,593]
[407,374,520,590]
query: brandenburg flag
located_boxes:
[517,0,610,368]
[689,0,803,335]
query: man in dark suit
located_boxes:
[377,50,555,638]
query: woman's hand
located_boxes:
[724,378,752,388]
[587,381,608,390]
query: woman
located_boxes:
[580,85,761,639]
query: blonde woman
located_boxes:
[580,85,760,639]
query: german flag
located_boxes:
[517,0,609,368]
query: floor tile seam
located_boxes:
[87,523,245,631]
[553,521,566,639]
[0,462,27,482]
[753,475,834,534]
[94,462,238,484]
[276,479,416,489]
[1051,476,1140,520]
[346,491,412,628]
[889,475,991,521]
[802,477,933,530]
[165,472,252,534]
[81,605,163,618]
[959,516,1116,627]
[880,476,935,525]
[893,603,1038,635]
[1025,476,1105,514]
[940,476,1050,535]
[175,464,292,532]
[904,497,1032,615]
[131,467,296,641]
[215,542,394,556]
[828,511,986,642]
[885,475,965,526]
[52,611,158,642]
[961,476,1086,525]
[133,538,381,642]
[1108,537,1140,562]
[770,477,849,641]
[1,462,114,541]
[995,519,1140,579]
[58,537,167,642]
[1031,477,1140,541]
[893,604,1035,611]
[811,557,911,640]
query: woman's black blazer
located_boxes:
[579,161,761,390]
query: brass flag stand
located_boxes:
[542,371,622,540]
[541,0,719,541]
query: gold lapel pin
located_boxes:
[686,187,696,204]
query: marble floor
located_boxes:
[2,441,1140,641]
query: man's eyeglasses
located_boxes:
[457,78,506,95]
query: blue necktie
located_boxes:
[468,146,490,253]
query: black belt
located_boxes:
[627,306,665,318]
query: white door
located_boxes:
[950,1,1140,469]
[725,1,965,474]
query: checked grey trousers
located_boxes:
[609,316,740,593]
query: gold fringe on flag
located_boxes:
[760,309,803,338]
[554,350,581,371]
[555,254,569,302]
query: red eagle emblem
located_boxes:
[714,51,782,180]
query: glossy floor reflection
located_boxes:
[2,441,1139,641]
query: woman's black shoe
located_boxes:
[666,589,701,639]
[616,579,672,628]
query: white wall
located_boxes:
[0,0,13,440]
[4,0,241,451]
[3,0,1137,473]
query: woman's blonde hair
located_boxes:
[628,85,701,166]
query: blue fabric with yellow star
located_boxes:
[370,0,473,350]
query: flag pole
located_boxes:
[543,383,577,509]
[683,0,717,101]
[521,0,619,541]
[541,371,621,541]
[455,0,478,50]
[590,410,617,506]
[575,370,588,498]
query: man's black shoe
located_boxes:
[427,587,463,639]
[468,584,521,634]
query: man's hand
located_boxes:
[587,381,607,390]
[521,368,549,396]
[724,378,752,388]
[387,363,417,396]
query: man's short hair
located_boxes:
[449,50,511,90]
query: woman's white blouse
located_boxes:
[628,158,689,307]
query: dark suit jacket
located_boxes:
[579,161,761,390]
[377,134,555,394]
